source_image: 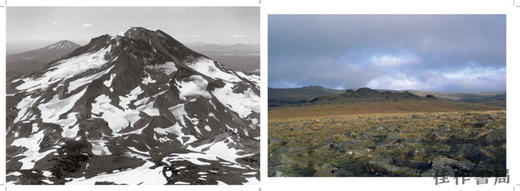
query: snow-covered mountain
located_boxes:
[6,27,260,185]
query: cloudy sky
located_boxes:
[268,15,506,93]
[7,7,259,54]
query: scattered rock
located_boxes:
[367,159,419,176]
[475,114,493,121]
[432,156,458,167]
[477,128,506,147]
[391,159,431,171]
[386,132,403,143]
[436,122,450,136]
[333,168,352,176]
[445,136,467,146]
[419,156,460,177]
[373,126,388,131]
[454,160,476,171]
[405,147,432,160]
[421,166,455,177]
[450,144,489,163]
[344,130,352,137]
[473,119,491,128]
[315,163,337,176]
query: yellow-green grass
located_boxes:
[268,101,506,177]
[269,100,503,121]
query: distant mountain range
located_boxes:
[6,40,81,79]
[188,43,259,75]
[7,41,260,79]
[268,86,506,108]
[188,43,259,55]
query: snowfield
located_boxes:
[67,161,166,185]
[11,127,55,169]
[178,75,211,100]
[16,46,113,92]
[187,58,241,82]
[212,83,260,118]
[146,61,177,75]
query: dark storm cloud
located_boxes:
[268,15,506,92]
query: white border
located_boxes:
[262,0,517,191]
[1,3,6,186]
[6,0,260,7]
[2,0,519,191]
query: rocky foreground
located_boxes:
[268,110,506,177]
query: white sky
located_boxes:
[7,7,259,53]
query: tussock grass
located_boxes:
[268,102,506,177]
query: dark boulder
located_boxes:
[450,144,489,163]
[367,159,420,176]
[314,163,337,176]
[476,128,506,147]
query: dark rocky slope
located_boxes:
[6,27,260,185]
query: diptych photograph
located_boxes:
[1,0,517,191]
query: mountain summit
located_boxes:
[46,40,80,50]
[6,27,260,185]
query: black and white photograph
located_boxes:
[5,7,260,185]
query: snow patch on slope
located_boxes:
[119,86,143,110]
[38,88,87,138]
[67,161,166,185]
[145,61,177,75]
[187,58,240,82]
[68,65,115,93]
[188,138,249,163]
[212,83,259,118]
[104,73,116,87]
[90,140,112,156]
[92,95,134,133]
[11,127,55,169]
[142,72,156,85]
[13,95,38,123]
[16,46,112,92]
[178,75,211,100]
[236,71,260,86]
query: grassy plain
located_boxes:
[268,101,506,177]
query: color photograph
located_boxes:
[268,15,506,177]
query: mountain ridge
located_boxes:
[268,85,506,107]
[6,27,259,185]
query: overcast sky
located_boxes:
[268,15,506,93]
[7,7,259,54]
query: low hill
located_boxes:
[410,90,506,106]
[268,86,506,108]
[309,87,436,104]
[269,87,505,120]
[268,86,344,107]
